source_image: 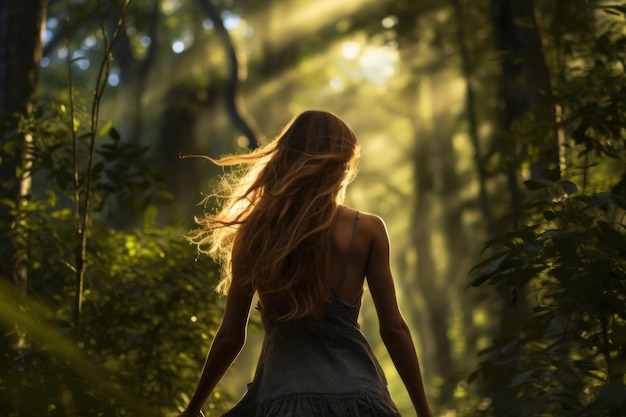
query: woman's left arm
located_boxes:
[179,279,254,416]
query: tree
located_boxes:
[491,0,558,212]
[0,0,47,292]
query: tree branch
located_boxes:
[196,0,263,148]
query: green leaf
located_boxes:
[510,369,535,386]
[603,8,624,16]
[543,210,557,221]
[559,180,578,194]
[523,179,552,190]
[469,252,510,287]
[0,198,16,209]
[501,339,521,354]
[109,127,121,141]
[523,239,543,253]
[542,167,561,182]
[143,205,158,227]
[98,120,113,137]
[2,137,20,156]
[467,368,481,384]
[601,5,626,16]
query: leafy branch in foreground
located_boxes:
[470,173,626,417]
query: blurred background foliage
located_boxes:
[0,0,625,416]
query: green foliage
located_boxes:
[470,175,626,416]
[468,2,626,416]
[1,224,227,416]
[0,5,228,409]
[556,4,626,162]
[0,97,228,416]
[31,100,173,218]
[0,1,237,414]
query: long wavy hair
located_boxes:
[188,110,360,321]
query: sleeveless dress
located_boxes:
[221,212,402,417]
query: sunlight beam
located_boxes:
[262,0,383,48]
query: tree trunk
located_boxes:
[411,133,457,402]
[0,1,47,387]
[0,0,47,292]
[486,0,555,414]
[110,0,159,145]
[452,0,494,228]
[492,0,557,186]
[409,77,457,404]
[197,0,263,149]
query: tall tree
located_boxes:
[196,0,263,149]
[0,3,47,409]
[0,0,48,292]
[110,0,160,145]
[480,1,558,414]
[452,0,494,226]
[491,0,557,210]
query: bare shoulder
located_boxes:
[358,211,387,230]
[341,207,388,241]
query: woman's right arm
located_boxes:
[364,215,433,417]
[179,278,253,417]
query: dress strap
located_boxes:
[336,211,360,295]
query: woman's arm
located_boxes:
[365,215,433,417]
[179,279,254,416]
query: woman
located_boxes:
[178,110,432,417]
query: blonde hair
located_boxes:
[188,110,360,320]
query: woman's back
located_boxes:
[256,206,369,311]
[329,207,372,303]
[224,208,402,417]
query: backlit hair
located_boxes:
[188,110,360,320]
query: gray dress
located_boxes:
[222,213,402,417]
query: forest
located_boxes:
[0,0,625,416]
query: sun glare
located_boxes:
[342,41,360,59]
[358,45,398,84]
[222,11,242,30]
[172,41,185,53]
[264,0,381,46]
[160,0,180,15]
[381,15,398,29]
